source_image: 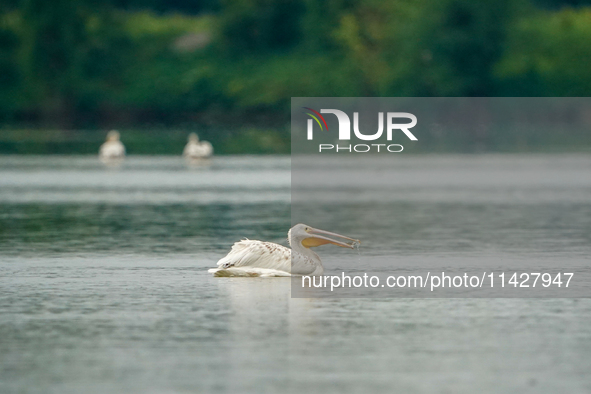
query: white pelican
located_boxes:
[99,130,125,161]
[208,223,360,277]
[183,133,213,159]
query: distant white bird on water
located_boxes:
[209,223,360,277]
[184,133,213,159]
[99,130,125,161]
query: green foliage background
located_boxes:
[1,0,591,153]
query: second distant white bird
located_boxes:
[184,133,213,159]
[99,130,126,160]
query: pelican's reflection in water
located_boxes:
[99,156,125,168]
[185,157,212,169]
[213,277,318,391]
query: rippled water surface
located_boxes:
[1,155,590,393]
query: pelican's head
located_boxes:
[106,130,120,141]
[288,223,360,249]
[188,132,199,143]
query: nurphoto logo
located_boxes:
[303,107,418,153]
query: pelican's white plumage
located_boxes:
[184,133,213,159]
[99,130,125,160]
[209,224,360,277]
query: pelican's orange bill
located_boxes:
[302,227,361,249]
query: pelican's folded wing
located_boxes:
[216,240,292,272]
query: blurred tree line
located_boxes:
[1,0,591,152]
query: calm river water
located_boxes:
[0,155,590,393]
